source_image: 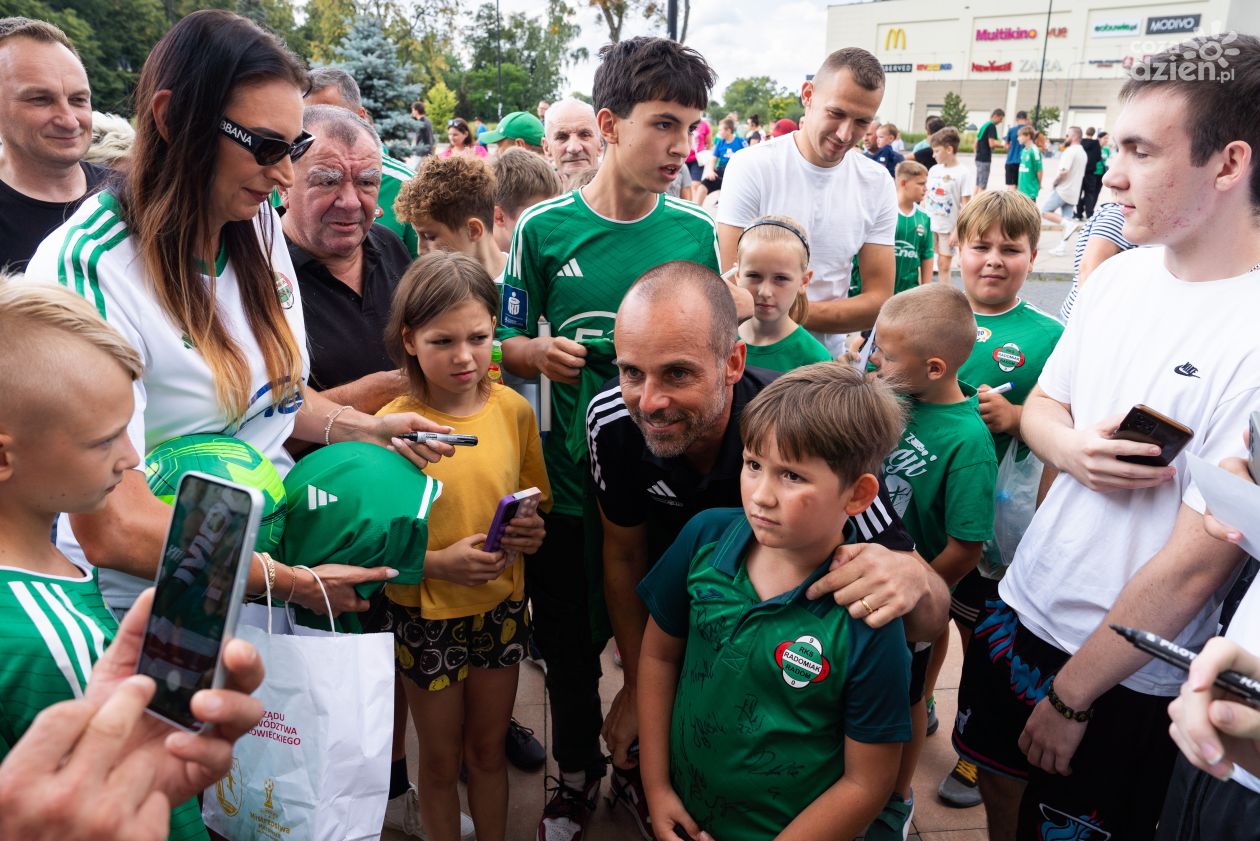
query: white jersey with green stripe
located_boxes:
[26,192,309,612]
[0,563,208,840]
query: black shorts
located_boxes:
[1005,162,1020,186]
[952,598,1177,839]
[949,568,1000,630]
[1156,755,1260,841]
[908,641,932,704]
[700,173,723,193]
[386,597,530,692]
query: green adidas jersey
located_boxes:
[959,299,1064,460]
[637,509,911,841]
[379,154,419,258]
[270,152,418,257]
[743,324,832,373]
[0,565,207,840]
[882,385,997,562]
[497,190,721,514]
[847,208,932,298]
[1018,146,1043,201]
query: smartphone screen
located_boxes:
[137,472,260,731]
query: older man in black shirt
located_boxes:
[280,105,410,411]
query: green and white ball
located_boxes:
[145,434,287,554]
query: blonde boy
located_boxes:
[491,147,563,255]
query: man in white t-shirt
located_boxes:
[717,47,896,356]
[952,35,1260,841]
[1040,126,1088,250]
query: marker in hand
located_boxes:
[988,382,1014,396]
[1111,624,1260,706]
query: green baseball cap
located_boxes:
[278,442,442,598]
[480,111,544,146]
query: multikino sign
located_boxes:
[976,26,1067,40]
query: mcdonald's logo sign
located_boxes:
[885,28,907,50]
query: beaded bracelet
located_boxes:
[1046,677,1093,722]
[323,404,352,446]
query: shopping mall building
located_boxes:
[825,0,1260,136]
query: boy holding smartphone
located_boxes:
[0,281,214,840]
[954,35,1260,841]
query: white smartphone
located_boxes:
[136,471,261,732]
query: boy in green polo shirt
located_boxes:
[637,363,912,841]
[1017,126,1043,202]
[867,283,997,839]
[849,160,934,298]
[935,182,1066,809]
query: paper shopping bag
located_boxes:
[203,600,393,840]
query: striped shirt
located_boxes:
[1059,202,1135,322]
[0,564,207,839]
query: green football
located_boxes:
[145,434,287,554]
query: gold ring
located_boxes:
[860,597,875,616]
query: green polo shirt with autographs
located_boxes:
[959,299,1064,460]
[882,384,997,563]
[637,509,911,841]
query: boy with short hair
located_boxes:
[924,127,975,279]
[1016,126,1042,202]
[394,154,506,282]
[935,189,1065,807]
[871,122,905,178]
[494,37,736,838]
[865,282,997,839]
[491,147,563,255]
[637,362,912,841]
[0,280,208,840]
[845,160,933,307]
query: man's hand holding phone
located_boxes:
[105,589,264,801]
[1055,413,1178,492]
[498,510,545,555]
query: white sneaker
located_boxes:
[1048,243,1068,257]
[383,785,476,840]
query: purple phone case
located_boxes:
[483,489,541,552]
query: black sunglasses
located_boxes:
[219,116,315,166]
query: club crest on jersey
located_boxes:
[274,272,295,310]
[976,326,992,343]
[916,223,926,237]
[994,341,1025,372]
[774,634,830,688]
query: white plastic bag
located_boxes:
[203,570,393,840]
[980,444,1044,579]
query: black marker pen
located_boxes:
[1111,624,1260,706]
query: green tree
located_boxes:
[1031,106,1061,135]
[424,78,458,136]
[583,0,661,44]
[940,91,968,131]
[767,93,803,122]
[332,16,420,157]
[719,76,783,118]
[463,0,585,119]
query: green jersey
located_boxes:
[959,299,1064,460]
[743,324,832,373]
[637,509,911,841]
[882,385,997,562]
[1018,146,1043,201]
[0,565,207,840]
[848,208,933,297]
[498,190,720,514]
[379,154,419,258]
[1097,144,1112,176]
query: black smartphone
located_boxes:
[1114,404,1195,466]
[136,472,260,732]
[1248,410,1259,482]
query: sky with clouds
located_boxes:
[496,0,851,104]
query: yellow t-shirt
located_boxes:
[379,385,551,619]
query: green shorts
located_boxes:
[385,598,530,692]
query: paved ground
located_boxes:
[380,152,1086,841]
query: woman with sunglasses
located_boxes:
[441,117,488,158]
[26,11,455,625]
